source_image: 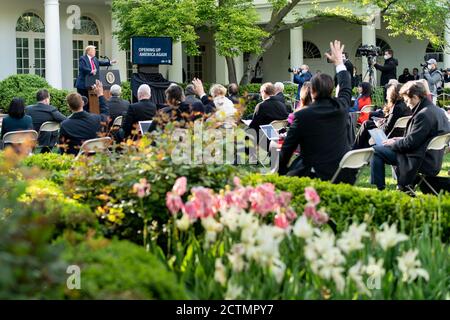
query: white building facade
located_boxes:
[0,0,448,90]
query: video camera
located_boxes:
[288,67,300,73]
[356,45,382,58]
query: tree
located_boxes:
[112,0,267,84]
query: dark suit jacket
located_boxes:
[374,58,398,86]
[122,99,157,138]
[249,96,289,132]
[272,92,292,113]
[75,55,112,89]
[200,95,216,114]
[279,69,352,181]
[391,98,450,186]
[59,97,109,155]
[25,103,66,147]
[106,96,130,124]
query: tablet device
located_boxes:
[139,121,153,134]
[369,128,388,146]
[260,124,280,141]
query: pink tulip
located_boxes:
[314,208,329,225]
[233,176,242,187]
[166,192,184,216]
[285,207,298,222]
[172,177,187,196]
[276,191,292,208]
[303,203,317,219]
[274,213,290,229]
[132,178,151,198]
[304,187,320,206]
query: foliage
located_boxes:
[21,153,75,184]
[0,74,71,116]
[121,81,132,103]
[243,174,450,241]
[62,238,187,299]
[158,179,450,299]
[64,124,251,244]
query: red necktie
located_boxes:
[90,58,96,72]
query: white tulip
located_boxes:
[375,223,408,251]
[337,222,370,254]
[293,215,314,239]
[397,249,429,283]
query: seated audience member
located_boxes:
[1,98,33,139]
[370,81,450,192]
[210,84,237,127]
[273,82,292,113]
[184,84,202,106]
[353,83,411,149]
[192,78,216,114]
[279,40,353,183]
[25,89,66,151]
[149,84,193,132]
[412,68,420,81]
[59,87,109,155]
[227,83,240,105]
[121,84,157,138]
[416,79,433,102]
[106,84,130,125]
[287,82,312,125]
[349,82,372,124]
[249,82,289,134]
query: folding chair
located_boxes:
[387,116,411,138]
[38,121,60,149]
[330,148,375,184]
[360,105,375,114]
[270,120,288,131]
[412,133,450,196]
[2,130,38,154]
[112,116,123,128]
[75,137,112,160]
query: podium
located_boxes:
[87,69,121,114]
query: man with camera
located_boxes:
[422,58,444,104]
[374,49,398,87]
[292,65,312,101]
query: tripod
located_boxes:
[362,56,377,87]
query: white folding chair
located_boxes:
[360,105,375,114]
[412,133,450,196]
[112,116,123,128]
[270,120,289,131]
[387,116,411,138]
[2,130,38,154]
[331,148,375,184]
[75,137,112,159]
[37,121,61,150]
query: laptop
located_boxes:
[368,128,388,146]
[139,121,153,134]
[260,124,280,141]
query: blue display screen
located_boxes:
[131,37,173,65]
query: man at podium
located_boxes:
[75,45,117,107]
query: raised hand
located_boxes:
[325,40,345,66]
[192,78,206,97]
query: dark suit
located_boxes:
[200,95,216,114]
[106,96,130,124]
[121,99,157,138]
[391,98,450,186]
[59,96,109,155]
[374,58,398,87]
[249,96,289,132]
[25,103,66,148]
[279,69,353,182]
[353,100,411,150]
[273,92,292,113]
[75,55,112,90]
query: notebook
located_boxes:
[368,128,388,146]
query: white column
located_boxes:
[215,50,228,84]
[44,0,62,88]
[111,17,128,83]
[362,24,377,84]
[168,41,183,83]
[290,27,303,68]
[444,18,450,69]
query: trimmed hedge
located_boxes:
[21,153,74,184]
[243,174,450,241]
[62,239,188,300]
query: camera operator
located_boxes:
[292,65,312,101]
[422,58,444,104]
[374,49,398,87]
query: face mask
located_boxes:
[384,55,390,60]
[428,65,433,70]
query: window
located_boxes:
[355,38,391,57]
[16,13,45,77]
[303,41,321,59]
[186,45,206,82]
[425,42,444,63]
[72,16,101,85]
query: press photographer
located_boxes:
[421,58,444,104]
[290,65,312,101]
[374,49,398,87]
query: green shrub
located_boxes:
[0,74,71,116]
[121,81,132,102]
[62,238,187,299]
[243,174,450,241]
[22,153,74,184]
